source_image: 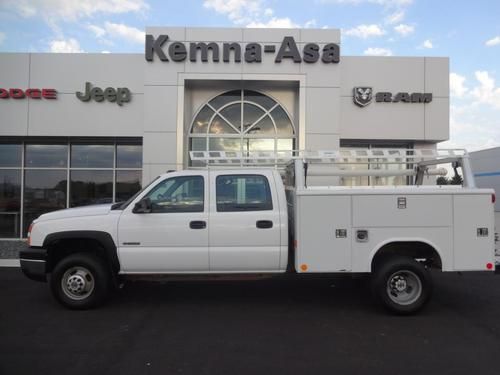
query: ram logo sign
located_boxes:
[353,87,433,107]
[353,87,373,107]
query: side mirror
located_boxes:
[133,197,152,214]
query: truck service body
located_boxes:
[20,149,497,314]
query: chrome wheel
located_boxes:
[61,266,95,301]
[386,270,422,306]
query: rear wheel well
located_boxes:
[371,241,442,272]
[46,238,109,273]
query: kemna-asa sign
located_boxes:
[145,35,340,64]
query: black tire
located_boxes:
[371,256,432,315]
[50,253,110,310]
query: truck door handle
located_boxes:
[256,220,273,229]
[190,220,206,229]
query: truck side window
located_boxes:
[216,175,273,212]
[145,175,204,213]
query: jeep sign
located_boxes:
[76,82,131,106]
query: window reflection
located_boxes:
[0,141,142,238]
[117,145,142,168]
[71,144,114,168]
[0,144,22,167]
[209,90,241,109]
[116,170,142,202]
[25,144,68,168]
[23,170,67,235]
[70,170,113,207]
[243,90,276,110]
[0,170,21,237]
[191,106,214,134]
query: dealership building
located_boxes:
[0,27,449,244]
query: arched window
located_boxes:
[189,90,296,164]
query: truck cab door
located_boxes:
[208,172,282,272]
[118,172,209,273]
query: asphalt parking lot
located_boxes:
[1,268,500,375]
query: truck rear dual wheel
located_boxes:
[372,256,432,315]
[50,253,110,310]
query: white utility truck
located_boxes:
[20,149,497,314]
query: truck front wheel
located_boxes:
[50,253,110,310]
[372,256,432,315]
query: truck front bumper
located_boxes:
[19,247,47,282]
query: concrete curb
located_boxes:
[0,259,20,267]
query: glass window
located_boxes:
[209,138,241,152]
[189,90,296,166]
[248,116,275,135]
[219,103,241,129]
[70,170,113,207]
[0,144,22,167]
[71,144,114,168]
[116,145,142,168]
[209,90,240,109]
[25,144,68,168]
[244,90,276,110]
[216,175,272,212]
[191,106,214,134]
[0,170,21,238]
[23,170,67,235]
[116,170,142,202]
[145,176,204,213]
[243,103,265,129]
[209,116,238,134]
[271,106,294,135]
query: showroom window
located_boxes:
[339,141,414,186]
[189,90,296,166]
[0,140,142,238]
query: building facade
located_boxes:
[0,27,449,241]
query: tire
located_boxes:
[50,253,110,310]
[371,256,432,315]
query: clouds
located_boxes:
[344,24,385,38]
[471,71,500,110]
[3,0,148,21]
[203,0,316,28]
[385,10,405,24]
[485,36,500,47]
[445,71,500,151]
[393,23,414,36]
[49,38,83,53]
[203,0,264,25]
[247,17,299,28]
[0,0,148,52]
[364,47,392,56]
[450,73,467,98]
[320,0,412,6]
[102,22,144,44]
[421,39,433,49]
[0,32,5,45]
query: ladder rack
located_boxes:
[189,149,468,166]
[189,148,475,188]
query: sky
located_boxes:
[0,0,499,152]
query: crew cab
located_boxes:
[20,149,497,314]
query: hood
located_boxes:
[35,204,114,222]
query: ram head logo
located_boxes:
[353,87,373,107]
